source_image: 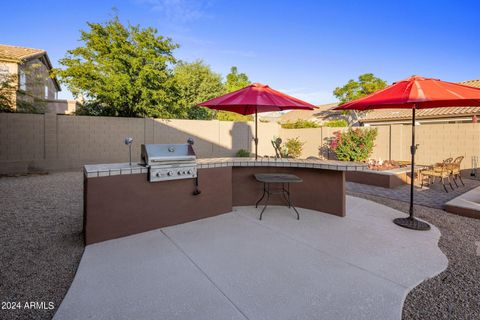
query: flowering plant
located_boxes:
[329,128,377,161]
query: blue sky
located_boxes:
[1,0,479,104]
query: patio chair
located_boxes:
[420,160,454,192]
[434,157,453,168]
[448,156,465,187]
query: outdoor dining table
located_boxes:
[254,173,303,220]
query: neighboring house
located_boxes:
[279,102,350,125]
[360,79,480,126]
[0,44,78,114]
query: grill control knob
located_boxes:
[187,169,193,175]
[156,172,160,177]
[177,171,182,175]
[167,171,173,176]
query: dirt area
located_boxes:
[0,172,84,320]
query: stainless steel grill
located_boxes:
[141,142,197,182]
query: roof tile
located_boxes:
[0,44,45,61]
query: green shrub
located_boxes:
[216,111,253,122]
[284,137,304,159]
[329,128,377,161]
[323,119,348,127]
[281,119,319,129]
[235,149,251,157]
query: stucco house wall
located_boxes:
[0,44,77,114]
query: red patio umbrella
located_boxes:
[335,75,480,230]
[197,83,316,159]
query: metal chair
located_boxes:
[449,156,465,187]
[420,160,454,192]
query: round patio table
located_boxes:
[254,173,303,220]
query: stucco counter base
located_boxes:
[83,158,366,244]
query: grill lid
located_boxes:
[141,144,196,165]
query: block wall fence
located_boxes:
[1,113,479,174]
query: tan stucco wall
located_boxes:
[1,113,479,174]
[280,123,478,173]
[0,114,280,172]
[44,99,78,114]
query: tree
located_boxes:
[0,73,17,112]
[334,73,387,104]
[218,66,252,121]
[54,16,179,118]
[225,66,250,92]
[172,60,225,120]
[333,73,387,125]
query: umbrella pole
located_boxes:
[393,105,430,231]
[409,107,416,218]
[255,108,258,160]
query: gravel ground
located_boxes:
[349,191,480,320]
[0,172,84,320]
[1,171,478,319]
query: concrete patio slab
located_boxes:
[55,196,447,320]
[445,185,480,219]
[53,229,245,320]
[236,196,447,288]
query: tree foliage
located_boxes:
[0,73,16,112]
[216,66,252,121]
[225,66,250,92]
[55,16,255,121]
[333,73,387,126]
[173,60,225,120]
[55,16,179,118]
[280,119,320,129]
[323,119,348,127]
[333,73,387,104]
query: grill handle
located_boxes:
[193,175,201,195]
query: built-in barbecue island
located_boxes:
[83,144,366,245]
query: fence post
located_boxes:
[389,124,403,161]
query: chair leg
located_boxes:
[458,174,465,186]
[447,176,454,191]
[452,175,459,188]
[442,177,448,193]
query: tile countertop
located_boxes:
[84,158,367,178]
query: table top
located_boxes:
[254,173,303,183]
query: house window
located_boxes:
[45,85,49,99]
[19,70,26,91]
